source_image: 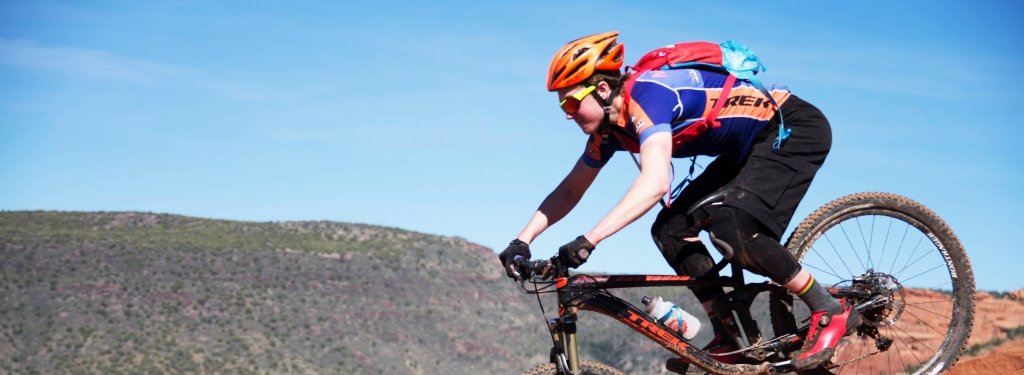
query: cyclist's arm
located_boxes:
[584,131,671,245]
[516,157,602,244]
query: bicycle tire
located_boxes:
[777,192,974,375]
[521,360,626,375]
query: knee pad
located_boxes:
[706,206,760,260]
[745,233,802,282]
[706,206,801,282]
[673,241,717,277]
[651,217,714,277]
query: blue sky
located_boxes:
[2,1,1022,291]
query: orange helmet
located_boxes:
[546,31,624,91]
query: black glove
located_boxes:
[559,235,595,268]
[498,239,531,279]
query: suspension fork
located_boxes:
[546,313,580,374]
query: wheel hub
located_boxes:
[851,270,905,327]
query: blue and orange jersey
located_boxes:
[582,68,791,168]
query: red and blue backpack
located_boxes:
[619,40,791,153]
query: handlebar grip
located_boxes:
[511,255,530,280]
[511,256,553,280]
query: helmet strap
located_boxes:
[590,86,619,135]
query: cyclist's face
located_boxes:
[557,85,602,134]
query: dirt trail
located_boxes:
[829,289,1024,374]
[943,339,1024,374]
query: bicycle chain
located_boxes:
[826,348,882,369]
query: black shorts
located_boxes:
[669,95,832,239]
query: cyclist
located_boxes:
[497,31,859,370]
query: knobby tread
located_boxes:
[522,360,626,375]
[780,192,975,374]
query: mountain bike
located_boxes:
[511,192,974,375]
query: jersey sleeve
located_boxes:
[628,79,680,144]
[581,133,620,168]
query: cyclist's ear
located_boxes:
[596,80,612,100]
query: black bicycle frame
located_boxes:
[547,273,783,375]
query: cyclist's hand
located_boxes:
[498,239,531,279]
[559,235,595,269]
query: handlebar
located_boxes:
[512,255,565,281]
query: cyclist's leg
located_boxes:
[651,157,742,349]
[707,95,857,368]
[709,94,832,288]
[651,155,741,290]
[704,205,841,312]
[704,206,800,281]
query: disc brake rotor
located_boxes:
[852,271,905,327]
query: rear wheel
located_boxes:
[782,192,974,375]
[522,360,625,375]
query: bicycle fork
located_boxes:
[546,313,580,375]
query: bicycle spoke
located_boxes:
[841,336,875,374]
[901,308,948,340]
[788,196,972,375]
[855,216,874,270]
[871,216,879,271]
[839,221,868,271]
[892,315,937,352]
[900,263,947,286]
[823,232,857,278]
[811,244,843,280]
[906,299,954,306]
[892,324,925,366]
[855,340,865,374]
[879,218,894,271]
[888,224,912,275]
[906,303,952,320]
[885,336,893,375]
[836,341,852,373]
[895,243,933,279]
[929,281,953,291]
[895,236,926,280]
[836,342,855,374]
[804,260,845,282]
[887,325,911,373]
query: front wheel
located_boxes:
[522,360,625,375]
[783,192,975,375]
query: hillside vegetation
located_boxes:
[0,211,686,374]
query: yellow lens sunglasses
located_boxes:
[560,85,596,115]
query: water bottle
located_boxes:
[642,296,701,341]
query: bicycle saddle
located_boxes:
[686,188,732,216]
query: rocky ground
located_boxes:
[941,290,1024,374]
[944,339,1024,374]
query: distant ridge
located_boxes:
[3,211,1020,374]
[0,211,673,374]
